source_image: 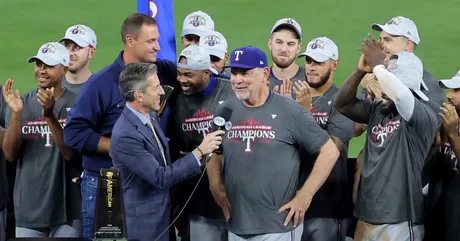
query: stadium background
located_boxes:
[1,0,459,239]
[1,0,459,157]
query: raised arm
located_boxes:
[335,68,370,123]
[373,65,415,121]
[2,79,23,161]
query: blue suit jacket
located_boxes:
[109,106,202,241]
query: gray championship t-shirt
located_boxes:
[6,88,77,228]
[62,77,85,96]
[268,65,306,100]
[171,78,235,219]
[304,85,355,218]
[216,93,329,235]
[355,99,438,224]
[62,76,84,220]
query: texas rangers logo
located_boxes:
[369,120,400,147]
[387,17,402,26]
[226,117,276,153]
[71,25,87,35]
[309,39,325,50]
[41,44,56,54]
[188,15,206,27]
[203,35,220,47]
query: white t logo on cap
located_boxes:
[235,50,243,61]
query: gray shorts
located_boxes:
[228,224,303,241]
[354,220,424,241]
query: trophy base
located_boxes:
[93,239,128,241]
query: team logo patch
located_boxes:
[188,15,206,27]
[41,44,56,54]
[203,35,221,47]
[70,25,87,35]
[309,39,325,50]
[387,17,402,26]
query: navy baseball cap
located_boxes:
[225,46,268,69]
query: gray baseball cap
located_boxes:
[439,71,460,89]
[177,45,218,74]
[27,42,70,67]
[297,36,339,62]
[387,51,428,101]
[270,18,302,38]
[371,16,420,45]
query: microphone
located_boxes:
[210,107,233,156]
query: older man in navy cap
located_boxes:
[206,46,339,241]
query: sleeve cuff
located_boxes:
[192,152,202,166]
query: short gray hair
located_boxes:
[119,63,158,101]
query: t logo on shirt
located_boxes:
[22,118,68,148]
[369,120,400,147]
[226,117,275,153]
[181,109,214,138]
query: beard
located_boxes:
[307,69,331,88]
[271,52,295,69]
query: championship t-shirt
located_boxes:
[216,93,329,235]
[425,137,460,241]
[171,78,235,219]
[355,99,438,224]
[268,65,306,99]
[6,88,77,228]
[62,77,85,96]
[303,85,354,218]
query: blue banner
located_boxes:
[137,0,177,62]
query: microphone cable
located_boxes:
[154,154,212,241]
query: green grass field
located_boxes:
[1,0,459,157]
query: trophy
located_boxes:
[93,168,127,241]
[157,85,174,120]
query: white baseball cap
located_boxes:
[270,18,302,38]
[371,16,420,45]
[178,45,218,74]
[59,24,97,48]
[27,42,70,67]
[387,51,428,101]
[297,36,339,62]
[181,11,215,37]
[199,31,228,60]
[439,71,460,89]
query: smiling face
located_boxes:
[139,73,164,112]
[230,67,269,102]
[63,40,94,73]
[127,24,161,63]
[176,57,210,95]
[379,30,415,61]
[34,60,67,88]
